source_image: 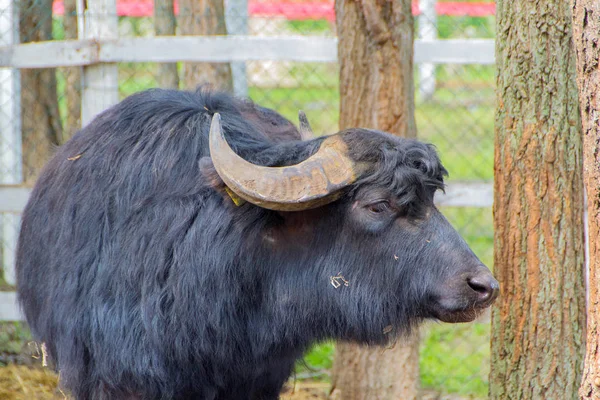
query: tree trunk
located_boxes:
[19,0,62,184]
[331,338,420,400]
[177,0,232,91]
[330,1,418,399]
[62,0,82,141]
[154,0,179,89]
[335,0,416,135]
[490,1,585,399]
[572,1,600,399]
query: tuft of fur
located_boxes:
[343,129,448,217]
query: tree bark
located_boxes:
[330,1,418,399]
[572,1,600,399]
[19,0,62,184]
[490,1,585,399]
[177,0,232,91]
[62,0,82,142]
[154,0,179,89]
[335,0,416,135]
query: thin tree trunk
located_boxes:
[62,0,82,141]
[490,1,585,399]
[330,1,418,399]
[154,0,179,89]
[335,0,416,135]
[19,0,61,184]
[177,0,232,91]
[572,1,600,399]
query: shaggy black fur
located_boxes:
[16,87,493,400]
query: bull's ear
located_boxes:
[298,110,315,140]
[199,157,247,207]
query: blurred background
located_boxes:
[0,0,495,398]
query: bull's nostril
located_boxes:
[467,275,499,303]
[468,278,490,297]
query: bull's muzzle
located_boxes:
[466,268,500,307]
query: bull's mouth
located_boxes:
[428,269,499,323]
[430,305,488,323]
[428,295,496,323]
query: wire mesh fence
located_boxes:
[413,4,494,398]
[0,0,496,398]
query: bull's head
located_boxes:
[209,113,498,336]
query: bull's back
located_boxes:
[14,89,247,379]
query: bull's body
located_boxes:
[16,88,498,399]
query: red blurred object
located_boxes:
[52,1,495,20]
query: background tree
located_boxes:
[178,0,232,91]
[572,1,600,399]
[62,0,82,141]
[490,0,585,398]
[19,0,62,184]
[154,0,179,89]
[330,0,418,398]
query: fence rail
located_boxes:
[0,292,20,321]
[0,182,493,216]
[0,37,495,68]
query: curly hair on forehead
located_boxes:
[342,128,448,214]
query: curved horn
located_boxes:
[298,110,314,140]
[209,113,360,211]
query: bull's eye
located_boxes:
[367,201,390,214]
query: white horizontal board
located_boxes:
[435,181,493,208]
[0,39,99,68]
[0,186,30,213]
[101,36,338,63]
[0,37,495,68]
[0,182,492,214]
[415,39,495,65]
[0,292,22,321]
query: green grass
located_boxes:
[298,322,490,398]
[419,207,493,398]
[285,19,334,36]
[435,15,495,40]
[0,322,31,366]
[420,321,490,398]
[416,101,494,181]
[295,342,335,381]
[0,276,9,291]
[298,323,491,398]
[248,86,340,135]
[65,63,495,183]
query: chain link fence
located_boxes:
[414,3,495,398]
[0,0,496,398]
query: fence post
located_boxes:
[81,0,119,125]
[418,0,437,101]
[0,0,21,286]
[225,0,248,98]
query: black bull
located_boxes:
[15,87,499,399]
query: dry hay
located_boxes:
[281,381,329,399]
[0,363,329,400]
[0,365,466,399]
[0,364,64,400]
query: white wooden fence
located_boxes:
[0,0,495,321]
